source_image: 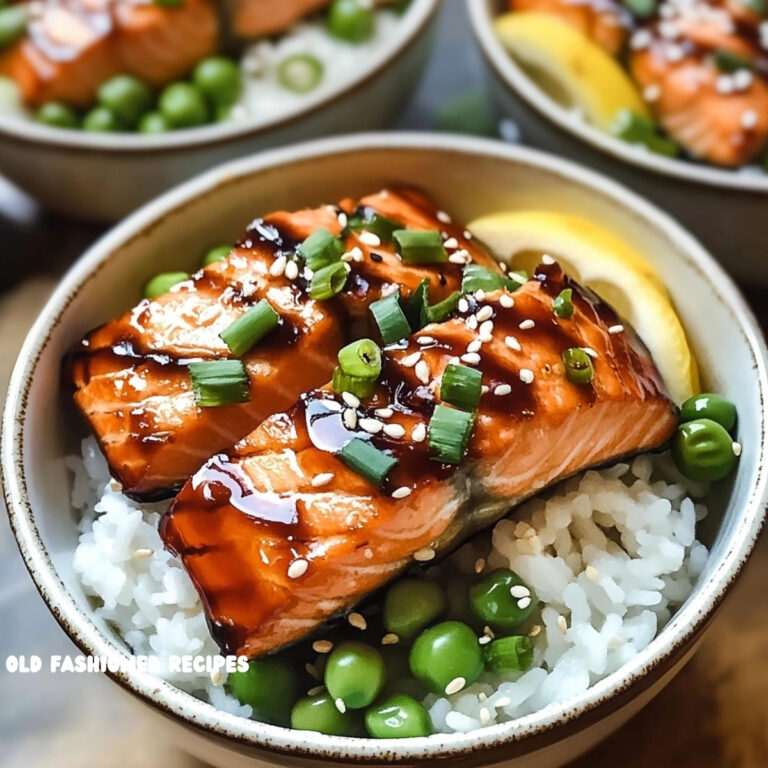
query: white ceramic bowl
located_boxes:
[3,133,768,768]
[0,0,438,222]
[466,0,768,284]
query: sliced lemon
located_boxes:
[468,210,699,404]
[494,12,648,131]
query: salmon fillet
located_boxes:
[161,260,678,658]
[68,188,498,499]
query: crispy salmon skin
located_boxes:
[161,260,677,658]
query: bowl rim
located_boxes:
[0,0,438,156]
[3,132,768,763]
[465,0,768,195]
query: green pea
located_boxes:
[158,82,208,128]
[672,418,739,482]
[325,642,386,710]
[36,101,79,129]
[203,245,232,266]
[82,106,123,132]
[383,578,447,640]
[143,271,189,299]
[138,111,169,134]
[469,569,537,630]
[365,694,433,738]
[483,636,534,674]
[291,692,355,735]
[327,0,374,42]
[227,658,299,725]
[409,621,484,695]
[680,393,737,433]
[0,6,28,49]
[97,75,153,126]
[193,56,241,107]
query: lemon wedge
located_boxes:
[468,210,699,404]
[494,12,648,131]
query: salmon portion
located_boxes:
[161,261,678,658]
[69,188,498,499]
[629,3,768,166]
[0,0,218,107]
[509,0,630,55]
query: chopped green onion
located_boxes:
[332,366,376,399]
[404,278,430,331]
[462,265,503,295]
[425,291,461,324]
[370,292,411,344]
[504,271,528,291]
[337,438,397,487]
[310,261,348,300]
[346,212,402,244]
[483,636,534,674]
[441,364,482,412]
[220,299,279,357]
[144,271,189,300]
[393,230,447,264]
[428,404,475,464]
[553,288,574,319]
[622,0,657,18]
[611,110,681,157]
[299,227,345,271]
[188,360,250,407]
[563,347,594,385]
[338,338,382,379]
[277,53,324,93]
[712,49,753,73]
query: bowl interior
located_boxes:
[469,0,768,194]
[4,135,767,761]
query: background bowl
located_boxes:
[3,133,768,768]
[466,0,768,285]
[0,0,438,223]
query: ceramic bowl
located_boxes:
[466,0,768,284]
[3,133,768,768]
[0,0,438,222]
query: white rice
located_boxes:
[70,438,710,734]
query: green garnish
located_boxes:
[505,270,528,291]
[427,404,475,464]
[299,227,345,271]
[562,347,594,385]
[553,288,574,318]
[440,364,482,412]
[393,230,448,264]
[219,299,279,357]
[338,438,397,487]
[332,366,376,399]
[277,53,324,94]
[345,212,402,244]
[426,291,461,323]
[483,636,534,673]
[611,110,680,157]
[403,278,430,331]
[622,0,657,18]
[461,264,504,295]
[338,338,382,380]
[370,292,411,344]
[203,245,231,266]
[0,6,29,50]
[144,271,189,300]
[743,0,768,16]
[712,49,753,73]
[310,261,348,300]
[188,359,250,407]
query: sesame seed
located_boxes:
[505,335,521,351]
[284,260,299,280]
[415,360,430,384]
[631,29,651,50]
[343,408,357,430]
[493,384,512,396]
[519,369,534,384]
[287,559,309,579]
[448,356,461,365]
[384,423,406,438]
[348,246,364,262]
[413,547,436,562]
[541,254,555,265]
[608,324,624,334]
[348,612,367,630]
[401,351,421,368]
[307,685,325,697]
[494,696,511,708]
[481,385,489,394]
[364,548,374,559]
[517,596,532,610]
[463,230,473,240]
[303,267,314,280]
[466,315,478,330]
[437,210,451,224]
[528,624,542,638]
[733,442,742,457]
[313,640,334,654]
[476,305,493,322]
[557,615,568,635]
[210,667,225,686]
[359,231,381,247]
[582,347,598,358]
[324,400,343,412]
[392,486,412,499]
[585,565,599,581]
[342,391,360,408]
[478,635,492,646]
[337,212,348,228]
[483,626,495,639]
[461,352,481,365]
[444,677,466,695]
[643,84,661,102]
[312,472,334,487]
[133,548,153,559]
[381,633,400,645]
[335,698,347,714]
[269,256,287,276]
[359,417,384,434]
[449,252,470,265]
[510,585,530,598]
[479,320,494,341]
[474,557,486,574]
[458,298,470,313]
[499,294,515,308]
[519,319,535,330]
[418,336,435,345]
[467,339,483,353]
[479,707,491,725]
[375,407,393,418]
[411,423,427,442]
[475,289,486,301]
[742,109,758,130]
[443,237,459,249]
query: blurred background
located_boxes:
[1,2,766,766]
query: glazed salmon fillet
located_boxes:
[161,260,678,658]
[69,189,498,499]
